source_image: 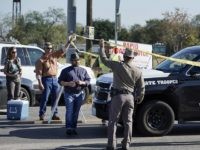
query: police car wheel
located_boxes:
[136,101,174,136]
[19,87,31,105]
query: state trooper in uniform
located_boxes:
[99,40,145,150]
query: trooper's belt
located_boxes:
[110,88,132,97]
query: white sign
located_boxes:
[86,26,94,39]
[109,40,153,69]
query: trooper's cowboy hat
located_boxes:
[123,48,135,58]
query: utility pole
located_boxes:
[115,0,121,45]
[12,0,21,27]
[85,0,93,67]
[67,0,76,34]
[67,0,77,63]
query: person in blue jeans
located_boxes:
[58,53,90,135]
[35,35,76,121]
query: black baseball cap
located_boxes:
[70,53,80,61]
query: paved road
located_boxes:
[1,105,200,150]
[0,104,99,124]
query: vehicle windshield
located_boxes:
[156,48,200,72]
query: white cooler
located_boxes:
[7,99,29,120]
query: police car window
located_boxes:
[1,47,8,65]
[156,49,200,72]
[26,48,43,66]
[169,53,197,70]
[16,47,27,65]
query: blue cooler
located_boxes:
[7,99,29,120]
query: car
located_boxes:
[0,42,96,108]
[0,42,44,108]
[0,75,35,109]
[92,45,200,136]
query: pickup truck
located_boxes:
[92,45,200,136]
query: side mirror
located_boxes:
[188,66,200,77]
[189,70,200,77]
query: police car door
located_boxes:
[177,65,200,120]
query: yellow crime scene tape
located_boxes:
[74,34,200,67]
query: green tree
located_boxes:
[8,16,27,43]
[93,19,115,42]
[129,24,146,43]
[191,14,200,44]
[118,27,129,41]
[144,19,167,44]
[162,8,198,55]
[8,7,67,48]
[42,8,66,42]
[0,14,12,38]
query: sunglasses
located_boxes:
[71,59,80,61]
[11,51,17,54]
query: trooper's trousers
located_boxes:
[107,93,134,148]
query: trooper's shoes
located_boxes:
[52,115,61,120]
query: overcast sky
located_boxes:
[0,0,200,28]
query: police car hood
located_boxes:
[97,69,170,82]
[142,69,170,78]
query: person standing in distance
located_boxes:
[35,35,76,121]
[58,52,90,135]
[4,47,22,101]
[99,40,145,150]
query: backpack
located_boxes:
[5,57,22,75]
